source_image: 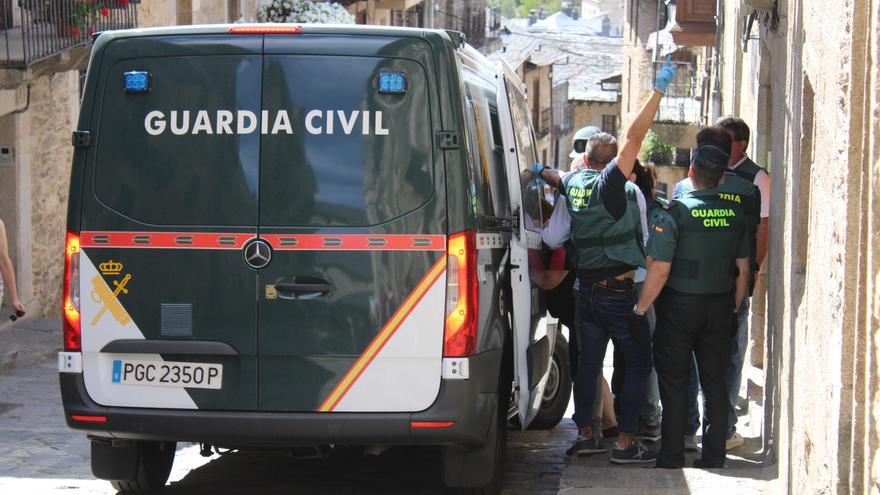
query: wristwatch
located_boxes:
[632,304,646,316]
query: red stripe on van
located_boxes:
[262,234,445,251]
[80,232,445,251]
[80,232,255,250]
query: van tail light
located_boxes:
[63,231,81,352]
[443,230,478,357]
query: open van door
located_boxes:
[495,61,555,428]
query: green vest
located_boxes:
[676,173,760,266]
[564,169,645,271]
[731,158,766,183]
[665,190,748,294]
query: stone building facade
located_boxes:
[623,0,880,492]
[0,0,263,318]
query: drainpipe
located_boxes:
[709,0,724,122]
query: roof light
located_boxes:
[227,25,302,34]
[123,71,150,94]
[377,72,407,95]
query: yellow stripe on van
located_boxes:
[317,257,447,412]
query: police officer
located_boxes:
[536,57,676,463]
[672,126,761,451]
[634,143,752,469]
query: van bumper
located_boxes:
[60,349,503,448]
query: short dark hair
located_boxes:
[691,144,728,188]
[632,159,656,200]
[716,116,750,143]
[585,132,618,167]
[695,126,732,155]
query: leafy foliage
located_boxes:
[258,0,355,24]
[641,130,675,164]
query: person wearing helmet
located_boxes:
[570,125,602,160]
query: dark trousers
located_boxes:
[572,283,652,433]
[653,290,732,468]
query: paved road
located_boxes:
[0,321,779,494]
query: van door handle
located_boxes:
[275,282,331,294]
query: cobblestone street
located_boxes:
[0,320,778,494]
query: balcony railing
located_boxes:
[0,1,138,70]
[652,60,703,125]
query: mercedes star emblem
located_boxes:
[243,239,272,269]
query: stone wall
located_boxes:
[4,72,79,317]
[710,0,880,492]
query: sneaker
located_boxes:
[684,435,699,451]
[637,423,661,442]
[566,435,607,456]
[725,432,744,451]
[610,439,657,464]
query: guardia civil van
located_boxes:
[59,24,566,494]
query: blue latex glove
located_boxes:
[531,162,544,177]
[530,163,545,188]
[655,55,676,94]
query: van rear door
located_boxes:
[256,35,447,412]
[79,35,263,411]
[495,64,554,427]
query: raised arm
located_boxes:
[616,56,676,179]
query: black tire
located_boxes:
[110,441,176,494]
[525,332,572,430]
[444,341,512,495]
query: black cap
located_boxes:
[691,144,729,171]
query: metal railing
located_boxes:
[0,1,138,69]
[652,60,704,125]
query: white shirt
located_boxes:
[633,188,648,283]
[731,156,771,218]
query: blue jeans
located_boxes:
[572,283,652,433]
[686,297,750,437]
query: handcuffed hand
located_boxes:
[655,55,676,94]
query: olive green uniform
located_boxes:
[647,189,750,469]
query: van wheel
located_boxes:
[109,441,176,494]
[525,333,572,430]
[443,396,506,495]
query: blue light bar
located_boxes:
[123,71,150,94]
[377,72,407,95]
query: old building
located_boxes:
[0,3,140,317]
[0,1,271,317]
[623,0,880,491]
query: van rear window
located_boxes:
[93,53,434,228]
[94,55,262,226]
[258,55,433,227]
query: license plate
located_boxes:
[111,359,222,390]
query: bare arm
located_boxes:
[635,257,671,313]
[537,167,563,190]
[756,218,769,269]
[734,257,750,312]
[616,90,663,179]
[0,220,22,311]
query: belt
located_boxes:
[594,277,635,290]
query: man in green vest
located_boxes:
[716,117,770,450]
[534,57,676,464]
[635,143,752,469]
[673,124,765,451]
